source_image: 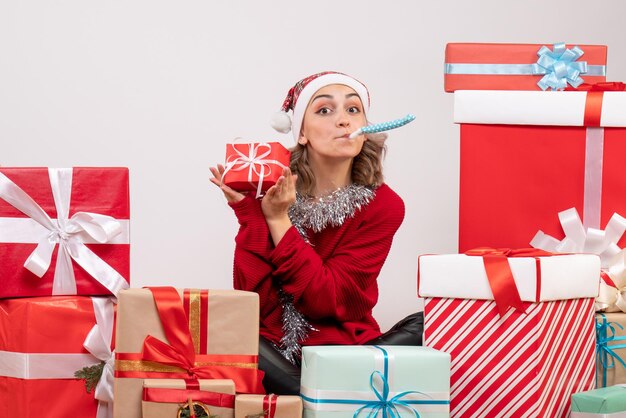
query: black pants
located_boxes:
[258,312,424,395]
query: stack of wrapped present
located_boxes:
[0,167,130,417]
[0,166,288,417]
[113,286,266,418]
[418,41,626,417]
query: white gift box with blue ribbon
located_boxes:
[300,345,450,418]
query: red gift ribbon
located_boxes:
[115,287,265,394]
[566,82,626,127]
[465,248,554,317]
[142,386,235,408]
[263,394,278,418]
[601,270,617,288]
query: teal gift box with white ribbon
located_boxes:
[300,345,450,418]
[572,385,626,417]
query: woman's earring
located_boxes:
[298,136,307,145]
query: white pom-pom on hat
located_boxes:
[271,111,292,134]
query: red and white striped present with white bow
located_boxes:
[418,250,601,418]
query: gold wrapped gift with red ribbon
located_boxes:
[114,287,264,418]
[235,394,303,418]
[142,379,235,418]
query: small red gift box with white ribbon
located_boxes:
[222,142,291,198]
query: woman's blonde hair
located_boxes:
[290,133,386,196]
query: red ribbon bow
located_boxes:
[465,247,553,317]
[140,287,265,393]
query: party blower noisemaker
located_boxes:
[349,114,416,139]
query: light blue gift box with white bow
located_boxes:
[300,345,450,418]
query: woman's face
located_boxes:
[299,84,367,164]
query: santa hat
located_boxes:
[271,71,370,142]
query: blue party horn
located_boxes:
[349,114,416,139]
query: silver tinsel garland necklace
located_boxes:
[276,184,375,364]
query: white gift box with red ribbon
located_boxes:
[418,252,600,303]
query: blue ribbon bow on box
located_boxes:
[444,42,606,91]
[301,345,449,418]
[596,314,626,388]
[533,43,587,90]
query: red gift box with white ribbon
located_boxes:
[222,142,291,197]
[0,296,115,418]
[455,85,626,254]
[418,251,600,417]
[0,167,130,298]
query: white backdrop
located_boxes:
[2,0,625,329]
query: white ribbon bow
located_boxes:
[0,168,129,296]
[83,298,115,418]
[531,207,626,311]
[222,143,288,198]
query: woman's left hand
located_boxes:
[261,167,297,221]
[262,167,297,245]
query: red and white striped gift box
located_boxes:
[418,253,600,418]
[424,297,595,418]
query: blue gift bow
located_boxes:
[444,43,606,91]
[533,43,587,90]
[300,345,450,417]
[596,314,626,387]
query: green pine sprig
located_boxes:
[74,361,105,394]
[178,403,218,418]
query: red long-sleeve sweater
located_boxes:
[229,183,405,346]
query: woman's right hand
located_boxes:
[210,164,245,203]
